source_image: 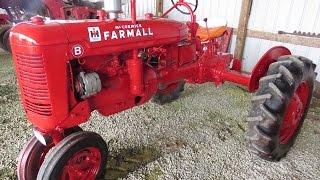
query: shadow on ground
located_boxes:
[104,146,161,180]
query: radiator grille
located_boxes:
[16,54,52,116]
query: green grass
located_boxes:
[0,53,20,180]
[0,54,19,111]
[105,145,161,179]
[0,53,13,72]
[144,167,164,180]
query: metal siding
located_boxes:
[163,0,242,27]
[122,0,156,18]
[244,0,320,80]
[163,0,320,80]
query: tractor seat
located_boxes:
[197,26,227,42]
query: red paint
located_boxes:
[10,0,291,134]
[72,44,85,58]
[17,137,54,180]
[11,0,293,179]
[280,81,310,144]
[0,0,101,53]
[10,14,289,131]
[249,46,291,92]
[127,50,144,95]
[216,28,233,53]
[60,147,101,180]
[41,0,100,20]
[131,0,137,24]
[0,0,101,22]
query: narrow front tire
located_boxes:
[36,131,108,180]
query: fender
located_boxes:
[248,46,291,92]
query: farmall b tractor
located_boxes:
[8,0,316,179]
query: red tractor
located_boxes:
[0,0,103,52]
[9,0,316,179]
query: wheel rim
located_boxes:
[60,147,101,180]
[279,81,310,144]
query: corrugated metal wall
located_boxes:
[162,0,320,80]
[122,0,157,18]
[163,0,242,27]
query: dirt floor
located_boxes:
[0,54,320,179]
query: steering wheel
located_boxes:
[171,0,198,15]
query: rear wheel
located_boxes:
[246,55,316,161]
[36,131,108,180]
[152,81,185,105]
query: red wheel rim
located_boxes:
[60,147,101,180]
[279,81,310,144]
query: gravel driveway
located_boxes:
[0,54,319,179]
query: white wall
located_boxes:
[242,0,320,79]
[163,0,242,27]
[122,0,157,18]
[162,0,320,80]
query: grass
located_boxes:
[0,53,22,180]
[105,146,161,179]
[0,53,19,113]
[144,167,164,180]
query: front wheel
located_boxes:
[17,126,83,180]
[246,55,316,161]
[36,131,108,180]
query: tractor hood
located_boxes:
[10,17,189,55]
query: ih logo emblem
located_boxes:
[88,27,101,42]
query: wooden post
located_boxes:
[156,0,164,16]
[234,0,253,60]
[232,29,320,48]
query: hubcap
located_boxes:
[279,81,310,144]
[60,147,101,180]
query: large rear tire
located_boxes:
[246,55,316,161]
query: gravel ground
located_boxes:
[0,54,320,179]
